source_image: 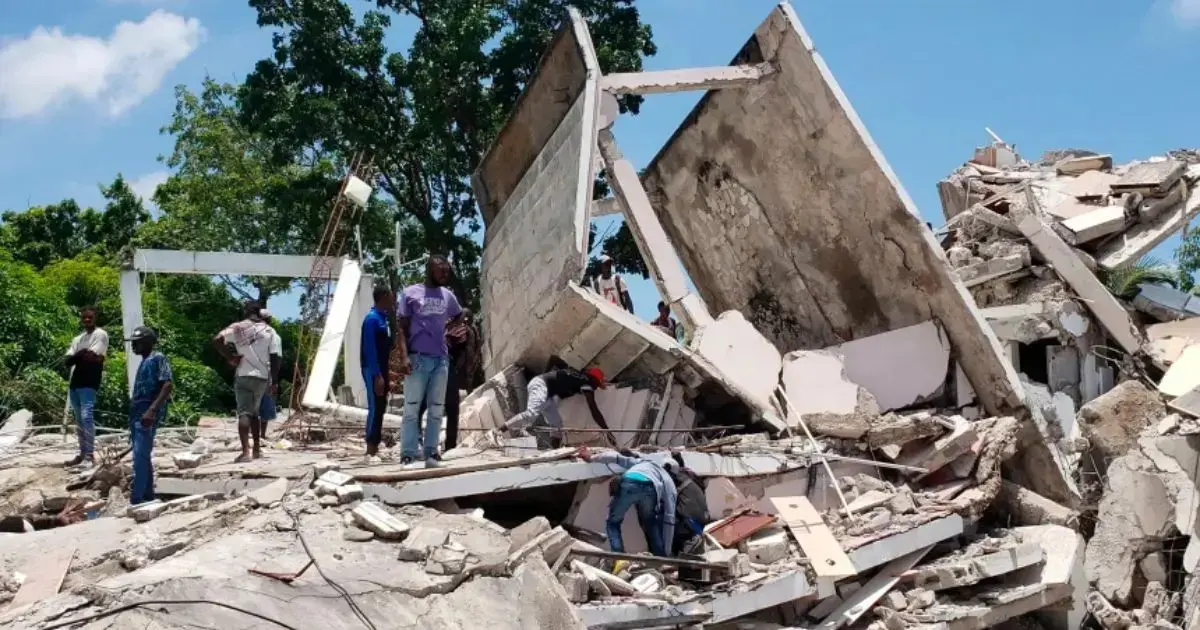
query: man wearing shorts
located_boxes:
[213,301,282,462]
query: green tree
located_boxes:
[91,175,151,257]
[0,252,74,371]
[1101,256,1178,300]
[142,78,394,306]
[238,0,656,309]
[0,199,88,269]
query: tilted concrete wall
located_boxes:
[640,3,1022,414]
[475,13,600,375]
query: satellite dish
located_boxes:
[598,91,620,130]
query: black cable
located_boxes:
[40,599,301,630]
[291,513,379,630]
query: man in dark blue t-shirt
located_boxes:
[361,285,395,458]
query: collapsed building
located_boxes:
[5,2,1200,629]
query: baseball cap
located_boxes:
[125,326,158,342]
[584,367,606,388]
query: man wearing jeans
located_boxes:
[64,306,108,471]
[493,364,612,449]
[126,327,173,505]
[397,255,463,467]
[578,447,677,557]
[361,286,395,459]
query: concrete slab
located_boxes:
[0,409,31,454]
[780,349,879,435]
[690,311,782,418]
[830,321,951,411]
[638,2,1023,419]
[847,515,965,573]
[1098,182,1200,270]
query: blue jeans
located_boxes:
[400,353,449,459]
[129,402,163,505]
[607,477,666,556]
[69,387,97,457]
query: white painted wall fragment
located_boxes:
[690,311,782,417]
[303,259,363,408]
[829,321,951,411]
[119,269,145,395]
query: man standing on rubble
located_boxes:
[213,301,282,463]
[397,255,464,467]
[591,255,634,313]
[64,306,108,471]
[361,285,395,459]
[127,326,173,505]
[492,364,612,449]
[420,307,481,451]
[578,447,677,558]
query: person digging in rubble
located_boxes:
[63,306,109,472]
[591,255,634,313]
[361,285,395,460]
[127,326,174,506]
[577,446,677,558]
[397,255,464,467]
[490,364,612,449]
[213,301,282,463]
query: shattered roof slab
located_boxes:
[639,3,1021,416]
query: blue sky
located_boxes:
[2,0,1200,323]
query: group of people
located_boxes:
[63,309,173,506]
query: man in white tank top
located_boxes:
[591,255,633,314]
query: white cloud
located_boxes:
[130,170,169,204]
[1172,0,1200,25]
[0,11,204,119]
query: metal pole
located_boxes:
[776,385,854,518]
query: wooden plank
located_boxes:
[815,545,933,630]
[9,546,75,609]
[769,496,856,579]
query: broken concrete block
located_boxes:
[335,484,363,504]
[899,417,977,479]
[506,527,573,572]
[397,525,449,562]
[318,470,354,487]
[571,560,636,596]
[162,494,208,512]
[1056,153,1113,176]
[318,494,340,508]
[313,479,340,497]
[691,311,785,430]
[780,349,880,438]
[907,587,936,610]
[559,571,589,603]
[887,490,917,515]
[425,543,469,575]
[313,461,341,477]
[1078,381,1165,461]
[172,452,211,469]
[351,502,410,540]
[957,252,1028,287]
[1059,205,1129,245]
[246,478,288,507]
[864,412,945,449]
[342,526,374,542]
[880,590,908,611]
[996,481,1078,528]
[130,501,167,523]
[508,516,551,554]
[1140,553,1168,584]
[746,530,789,564]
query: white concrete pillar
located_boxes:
[344,274,375,406]
[595,129,712,332]
[118,269,145,396]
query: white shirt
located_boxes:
[220,320,282,380]
[66,328,109,357]
[593,274,627,306]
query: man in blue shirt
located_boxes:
[578,447,677,557]
[127,326,173,505]
[360,285,395,459]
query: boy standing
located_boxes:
[397,256,463,466]
[64,306,108,470]
[127,327,173,505]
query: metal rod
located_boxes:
[775,386,854,518]
[568,547,728,571]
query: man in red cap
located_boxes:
[493,363,612,449]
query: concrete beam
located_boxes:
[119,269,144,395]
[131,249,343,279]
[590,196,622,218]
[1014,205,1142,353]
[596,129,712,333]
[600,63,774,96]
[303,259,363,408]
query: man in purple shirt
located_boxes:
[397,255,464,466]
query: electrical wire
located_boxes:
[39,598,301,630]
[290,512,380,630]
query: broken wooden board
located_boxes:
[769,496,856,580]
[8,546,75,610]
[1111,160,1185,196]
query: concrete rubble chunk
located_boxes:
[506,527,574,572]
[745,530,789,565]
[781,349,880,438]
[425,543,469,575]
[172,451,211,469]
[351,502,410,540]
[509,516,552,554]
[898,417,977,479]
[559,571,589,603]
[335,484,363,504]
[313,461,341,477]
[318,470,354,487]
[246,477,288,507]
[130,500,167,523]
[572,559,636,596]
[398,525,449,562]
[996,481,1078,528]
[1078,381,1165,462]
